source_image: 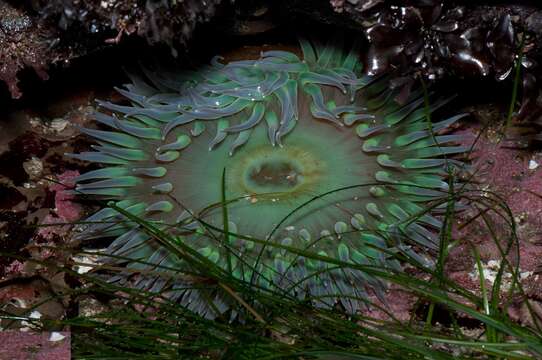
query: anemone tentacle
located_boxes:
[71,37,467,319]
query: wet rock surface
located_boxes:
[3,1,542,99]
[0,0,275,100]
[0,1,50,99]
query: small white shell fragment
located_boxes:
[29,310,42,319]
[49,332,66,342]
[528,159,539,170]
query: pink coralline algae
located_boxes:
[50,170,82,222]
[37,170,82,240]
[5,260,24,276]
[447,125,542,294]
[454,126,542,248]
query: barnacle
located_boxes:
[69,37,467,319]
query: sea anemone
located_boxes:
[68,37,467,319]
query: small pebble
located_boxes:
[528,159,539,170]
[23,156,43,177]
[49,118,69,133]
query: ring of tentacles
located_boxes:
[69,37,467,319]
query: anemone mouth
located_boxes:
[69,37,468,318]
[245,156,304,191]
[232,145,319,198]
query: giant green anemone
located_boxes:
[69,37,467,318]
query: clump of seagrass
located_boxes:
[69,37,467,319]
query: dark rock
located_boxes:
[0,211,35,276]
[0,0,231,99]
[0,184,26,209]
